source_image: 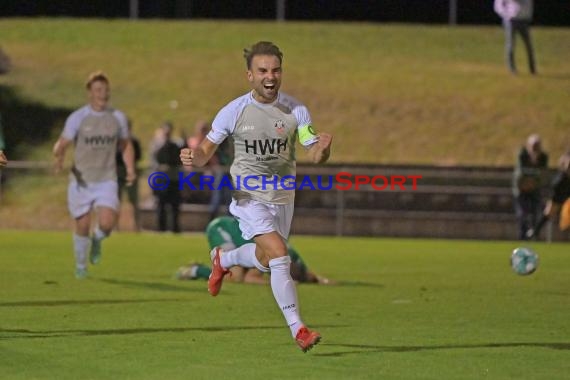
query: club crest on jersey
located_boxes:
[274,119,286,135]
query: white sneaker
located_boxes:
[75,268,88,279]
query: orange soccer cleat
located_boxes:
[208,247,229,296]
[295,326,321,352]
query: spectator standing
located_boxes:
[494,0,536,75]
[116,119,142,231]
[512,133,548,240]
[153,122,182,233]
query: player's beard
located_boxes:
[255,85,278,103]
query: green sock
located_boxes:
[196,265,212,280]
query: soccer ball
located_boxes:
[510,247,539,275]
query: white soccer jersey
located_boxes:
[494,0,533,21]
[62,105,129,184]
[208,91,319,204]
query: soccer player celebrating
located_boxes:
[180,41,332,352]
[527,151,570,239]
[53,71,136,279]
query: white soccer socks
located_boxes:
[269,255,303,337]
[73,234,90,270]
[221,243,269,272]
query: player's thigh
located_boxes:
[92,181,120,229]
[68,182,94,219]
[273,202,294,240]
[92,181,120,212]
[229,199,293,241]
[229,199,275,240]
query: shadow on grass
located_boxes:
[335,281,384,288]
[0,85,72,159]
[0,324,348,340]
[0,298,186,308]
[315,342,570,357]
[95,277,202,293]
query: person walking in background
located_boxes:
[180,41,333,352]
[494,0,536,75]
[153,121,182,233]
[53,71,136,279]
[116,119,142,231]
[527,151,570,240]
[512,133,548,240]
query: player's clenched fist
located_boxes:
[316,133,333,149]
[180,148,194,167]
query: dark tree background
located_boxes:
[0,0,568,26]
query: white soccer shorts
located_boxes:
[67,180,119,219]
[229,198,294,241]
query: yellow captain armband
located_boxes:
[298,124,318,146]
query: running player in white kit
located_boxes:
[53,71,136,279]
[180,41,332,352]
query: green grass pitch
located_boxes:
[1,231,569,379]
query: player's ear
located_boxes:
[246,70,254,82]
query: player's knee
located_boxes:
[99,223,114,236]
[257,246,287,267]
[268,245,288,259]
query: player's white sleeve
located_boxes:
[113,110,130,139]
[61,107,85,141]
[207,96,248,145]
[293,104,318,147]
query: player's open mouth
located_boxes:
[264,83,276,90]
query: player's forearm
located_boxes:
[122,140,136,175]
[181,139,218,168]
[53,139,67,165]
[308,145,331,164]
[191,146,213,168]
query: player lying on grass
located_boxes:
[176,216,334,285]
[527,151,570,239]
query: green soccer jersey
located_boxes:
[206,216,252,249]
